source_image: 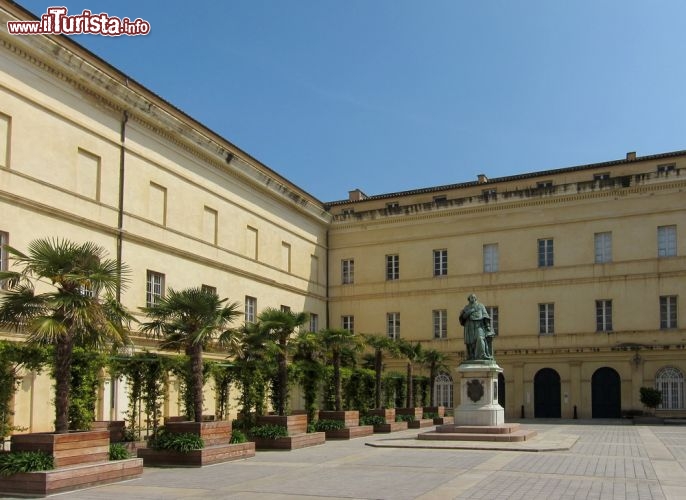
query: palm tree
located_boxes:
[0,238,132,433]
[363,334,399,408]
[292,330,326,422]
[320,328,363,411]
[421,348,449,406]
[256,308,308,416]
[396,340,423,408]
[140,287,241,422]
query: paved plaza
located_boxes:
[36,421,686,500]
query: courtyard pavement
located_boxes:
[37,420,686,499]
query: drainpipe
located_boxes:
[116,111,128,301]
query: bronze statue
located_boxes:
[459,294,495,361]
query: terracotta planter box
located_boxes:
[395,407,423,420]
[11,430,109,468]
[366,408,395,424]
[0,458,143,497]
[408,419,435,429]
[423,406,446,418]
[92,420,126,443]
[373,421,408,433]
[163,420,232,446]
[318,410,360,428]
[137,442,255,467]
[325,425,373,440]
[257,414,307,436]
[253,432,325,450]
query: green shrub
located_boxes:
[249,424,288,440]
[359,415,385,426]
[395,414,415,423]
[230,429,248,444]
[149,429,204,452]
[108,443,130,461]
[423,412,439,419]
[314,419,345,432]
[0,451,54,476]
[640,387,662,410]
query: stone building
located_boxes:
[0,1,684,430]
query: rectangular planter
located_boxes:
[11,430,109,468]
[366,408,395,424]
[0,458,143,497]
[423,406,446,418]
[433,416,454,425]
[395,407,423,420]
[253,431,325,450]
[373,421,408,433]
[324,425,374,440]
[137,442,255,467]
[408,419,435,429]
[257,414,307,436]
[163,420,232,446]
[318,410,360,428]
[92,420,126,443]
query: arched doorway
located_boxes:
[434,372,453,408]
[592,367,621,418]
[497,372,505,408]
[534,368,561,418]
[656,367,685,410]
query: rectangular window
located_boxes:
[596,300,613,332]
[342,259,354,284]
[386,254,399,280]
[309,313,319,332]
[387,312,400,339]
[0,113,10,168]
[203,206,218,245]
[594,232,612,263]
[537,181,553,189]
[483,244,499,273]
[201,284,216,295]
[660,296,678,329]
[594,173,610,181]
[245,296,256,323]
[539,303,554,335]
[538,238,554,267]
[433,249,447,276]
[146,270,165,308]
[246,226,258,259]
[280,305,291,313]
[149,182,167,226]
[657,163,676,175]
[433,309,447,339]
[281,242,291,272]
[342,315,354,333]
[658,225,677,257]
[76,148,101,201]
[486,306,499,335]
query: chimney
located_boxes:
[477,174,488,184]
[348,189,368,201]
[626,152,636,161]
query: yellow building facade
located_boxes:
[0,2,684,430]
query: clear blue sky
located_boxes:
[17,0,686,202]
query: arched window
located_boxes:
[434,372,453,408]
[656,367,685,409]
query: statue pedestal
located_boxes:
[454,361,504,426]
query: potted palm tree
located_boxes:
[421,348,451,424]
[137,286,254,466]
[395,340,424,424]
[0,238,142,494]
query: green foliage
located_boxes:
[0,451,54,476]
[640,387,662,409]
[108,443,130,460]
[383,372,406,408]
[343,368,375,413]
[230,429,247,444]
[423,412,439,419]
[0,342,48,439]
[149,429,204,452]
[249,424,288,440]
[395,414,415,423]
[359,415,385,426]
[55,347,106,430]
[210,363,234,421]
[314,419,345,431]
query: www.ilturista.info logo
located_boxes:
[7,7,150,36]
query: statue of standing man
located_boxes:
[459,294,495,361]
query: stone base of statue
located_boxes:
[454,360,504,426]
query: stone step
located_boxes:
[418,429,537,442]
[435,423,522,434]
